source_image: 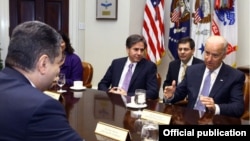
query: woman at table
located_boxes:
[59,31,83,86]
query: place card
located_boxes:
[43,91,60,100]
[141,109,172,125]
[95,122,130,141]
[95,134,117,141]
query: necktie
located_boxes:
[181,64,187,81]
[194,71,212,112]
[122,63,133,92]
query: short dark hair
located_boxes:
[125,34,147,49]
[5,21,62,72]
[178,37,195,49]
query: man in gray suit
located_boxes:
[0,21,83,141]
[164,36,245,118]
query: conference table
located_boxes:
[53,87,248,141]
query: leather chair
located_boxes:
[155,73,163,102]
[82,61,93,88]
[156,73,161,91]
[237,66,250,120]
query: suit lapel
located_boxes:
[192,58,198,64]
[114,58,127,85]
[129,59,145,86]
[193,66,205,95]
[209,64,228,97]
[173,60,181,82]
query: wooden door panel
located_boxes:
[19,1,35,21]
[9,0,68,36]
[44,0,69,33]
[45,2,62,31]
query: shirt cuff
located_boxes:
[214,104,220,115]
[163,95,174,103]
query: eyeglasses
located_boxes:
[178,48,191,51]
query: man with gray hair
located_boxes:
[164,35,245,118]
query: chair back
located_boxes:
[242,73,250,120]
[156,73,161,91]
[82,61,93,88]
[237,66,250,120]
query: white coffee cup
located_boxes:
[73,81,83,88]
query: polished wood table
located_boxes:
[56,88,247,141]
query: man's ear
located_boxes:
[37,54,49,75]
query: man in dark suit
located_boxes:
[164,36,245,118]
[98,34,159,100]
[0,21,83,141]
[163,37,203,88]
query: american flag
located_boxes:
[142,0,165,64]
[194,6,203,24]
[171,6,180,23]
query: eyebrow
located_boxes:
[178,48,191,51]
[133,48,144,50]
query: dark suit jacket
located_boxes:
[170,63,245,118]
[98,57,159,100]
[0,67,83,141]
[163,57,203,89]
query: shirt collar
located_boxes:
[126,57,137,67]
[181,56,194,66]
[205,63,223,74]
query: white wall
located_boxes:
[0,0,9,64]
[237,0,250,66]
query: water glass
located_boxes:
[57,73,66,93]
[134,89,146,105]
[141,121,159,141]
[134,118,144,134]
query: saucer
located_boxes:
[126,103,147,108]
[70,86,86,90]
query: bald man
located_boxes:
[163,35,245,118]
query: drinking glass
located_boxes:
[134,118,145,134]
[57,73,66,93]
[141,121,159,141]
[134,89,146,105]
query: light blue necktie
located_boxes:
[122,64,133,92]
[194,71,212,112]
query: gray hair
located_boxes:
[5,21,62,72]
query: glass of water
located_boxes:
[57,73,66,93]
[141,120,159,141]
[134,89,146,105]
